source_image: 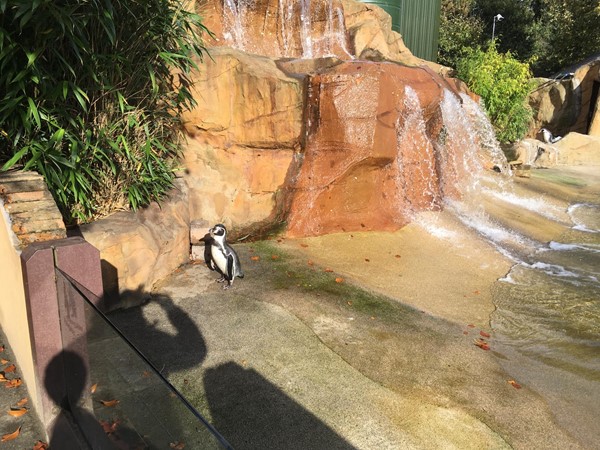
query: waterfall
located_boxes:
[222,0,350,58]
[395,86,440,216]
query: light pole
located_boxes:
[492,14,504,41]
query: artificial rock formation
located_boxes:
[285,61,474,237]
[181,47,303,232]
[79,179,190,309]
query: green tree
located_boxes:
[457,43,534,143]
[0,0,208,223]
[438,0,484,68]
[474,0,538,61]
[533,0,600,76]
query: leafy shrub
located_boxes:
[457,43,534,143]
[0,0,208,223]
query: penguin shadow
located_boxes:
[45,350,144,449]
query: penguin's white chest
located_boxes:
[210,244,228,273]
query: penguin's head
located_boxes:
[209,224,227,242]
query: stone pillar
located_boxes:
[20,237,104,441]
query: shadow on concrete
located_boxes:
[107,293,207,375]
[45,350,141,449]
[204,362,356,450]
[109,293,355,449]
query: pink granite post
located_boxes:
[20,237,104,437]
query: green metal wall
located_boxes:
[357,0,441,62]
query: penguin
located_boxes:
[205,224,244,289]
[540,128,562,144]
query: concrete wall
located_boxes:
[0,171,67,415]
[0,200,38,403]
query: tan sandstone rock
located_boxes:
[79,180,190,309]
[555,133,600,166]
[181,47,303,232]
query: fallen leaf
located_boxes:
[394,254,401,258]
[364,258,370,262]
[463,331,469,335]
[335,277,344,283]
[0,359,8,364]
[508,380,522,389]
[100,419,120,434]
[16,398,27,407]
[324,268,333,273]
[347,301,353,306]
[90,383,98,394]
[467,324,476,328]
[0,345,5,352]
[99,399,120,407]
[271,254,280,260]
[170,441,185,449]
[300,243,309,248]
[480,330,491,338]
[474,339,490,351]
[307,260,314,266]
[1,426,21,442]
[142,370,151,378]
[33,441,49,450]
[250,256,260,261]
[473,290,481,295]
[5,378,22,388]
[8,407,27,417]
[0,373,7,382]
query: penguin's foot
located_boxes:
[216,276,226,283]
[222,283,232,290]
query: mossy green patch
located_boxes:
[247,241,421,327]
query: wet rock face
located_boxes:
[285,61,464,237]
[196,0,424,67]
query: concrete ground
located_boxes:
[108,226,586,449]
[106,166,600,449]
[0,328,46,449]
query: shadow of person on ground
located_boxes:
[46,350,143,449]
[204,362,357,450]
[107,293,207,375]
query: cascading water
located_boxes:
[221,0,351,58]
[410,89,600,446]
[395,86,441,216]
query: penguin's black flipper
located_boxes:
[227,253,235,282]
[201,233,216,271]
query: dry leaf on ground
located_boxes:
[5,378,22,388]
[33,441,49,450]
[99,399,120,407]
[90,383,98,394]
[335,277,344,283]
[474,339,490,351]
[480,330,491,338]
[7,407,27,417]
[250,256,260,261]
[170,441,185,449]
[1,426,21,442]
[3,364,16,373]
[16,398,27,407]
[508,380,522,389]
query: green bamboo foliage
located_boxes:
[0,0,209,223]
